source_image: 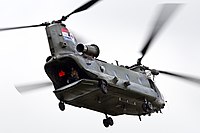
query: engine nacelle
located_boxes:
[76,44,100,58]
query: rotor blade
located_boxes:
[60,0,101,22]
[159,70,200,85]
[15,81,52,94]
[139,4,182,63]
[0,23,49,32]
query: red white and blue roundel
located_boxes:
[61,28,76,44]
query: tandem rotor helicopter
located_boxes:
[1,0,200,128]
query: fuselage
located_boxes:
[44,23,165,116]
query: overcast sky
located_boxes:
[0,0,200,132]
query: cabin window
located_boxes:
[138,77,142,85]
[125,74,130,81]
[113,70,117,77]
[100,66,105,73]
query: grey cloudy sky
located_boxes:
[0,0,200,132]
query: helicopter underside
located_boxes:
[44,56,160,119]
[54,79,149,116]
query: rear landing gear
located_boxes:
[103,114,114,128]
[59,101,65,111]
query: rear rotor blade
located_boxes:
[15,81,52,94]
[59,0,101,22]
[138,4,182,64]
[0,0,101,31]
[159,70,200,85]
[0,22,49,32]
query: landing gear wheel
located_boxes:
[107,117,114,126]
[103,119,109,128]
[99,80,108,94]
[59,101,65,111]
[103,115,114,128]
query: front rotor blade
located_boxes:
[159,70,200,85]
[15,81,52,94]
[139,4,182,63]
[60,0,101,22]
[0,23,49,32]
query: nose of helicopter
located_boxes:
[154,96,166,109]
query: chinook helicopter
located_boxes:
[1,0,200,128]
